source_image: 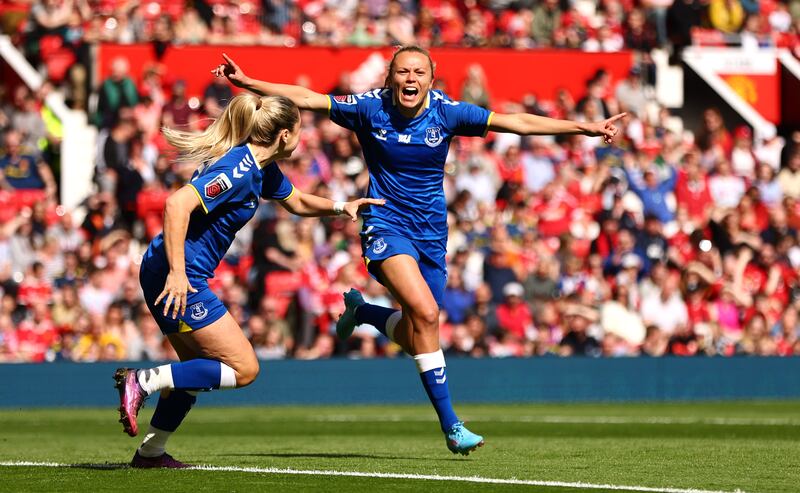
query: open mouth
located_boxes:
[400,86,419,101]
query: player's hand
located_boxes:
[212,53,250,88]
[583,112,626,144]
[155,271,198,319]
[343,198,386,222]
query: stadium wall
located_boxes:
[96,44,633,104]
[1,357,799,408]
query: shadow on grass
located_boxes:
[226,452,463,462]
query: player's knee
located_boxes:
[411,305,439,330]
[235,359,260,387]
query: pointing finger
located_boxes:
[222,53,238,70]
[606,112,627,124]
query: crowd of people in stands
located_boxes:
[0,0,799,107]
[0,0,799,362]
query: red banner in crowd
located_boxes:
[97,45,633,104]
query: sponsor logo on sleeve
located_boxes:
[333,94,357,105]
[204,173,232,199]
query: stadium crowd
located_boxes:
[1,1,800,363]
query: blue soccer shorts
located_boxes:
[360,231,448,306]
[139,261,227,335]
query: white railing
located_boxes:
[0,35,96,213]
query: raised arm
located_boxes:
[212,54,330,114]
[488,112,626,145]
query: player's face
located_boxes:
[390,52,433,114]
[279,115,302,158]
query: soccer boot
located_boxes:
[336,288,366,340]
[114,368,148,437]
[131,450,190,469]
[445,421,484,456]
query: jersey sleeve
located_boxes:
[260,162,295,201]
[327,93,373,132]
[442,101,493,137]
[187,152,255,214]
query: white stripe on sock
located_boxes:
[385,311,402,342]
[219,363,237,389]
[413,349,446,373]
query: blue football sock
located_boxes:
[420,366,459,432]
[150,390,197,432]
[355,304,398,337]
[170,359,232,391]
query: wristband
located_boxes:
[333,201,346,215]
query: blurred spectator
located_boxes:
[559,305,601,356]
[0,128,57,199]
[640,271,688,334]
[495,282,533,342]
[95,57,139,128]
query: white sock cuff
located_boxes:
[219,363,237,389]
[385,311,402,342]
[413,349,446,373]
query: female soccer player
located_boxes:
[114,93,383,468]
[214,47,624,455]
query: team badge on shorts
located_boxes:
[425,127,443,147]
[204,173,232,199]
[189,302,209,321]
[372,237,388,255]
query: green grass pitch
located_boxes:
[1,401,799,492]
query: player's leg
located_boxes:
[131,336,199,468]
[379,255,483,455]
[116,307,258,437]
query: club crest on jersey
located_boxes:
[189,302,208,321]
[333,94,357,105]
[204,173,232,199]
[372,237,387,255]
[425,127,443,147]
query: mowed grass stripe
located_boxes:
[0,462,747,493]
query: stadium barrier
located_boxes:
[97,44,633,104]
[1,357,799,408]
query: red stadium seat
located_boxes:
[264,270,303,317]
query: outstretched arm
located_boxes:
[488,112,626,144]
[212,53,330,114]
[280,189,385,222]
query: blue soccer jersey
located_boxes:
[142,144,295,279]
[328,89,493,240]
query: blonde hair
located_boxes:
[162,93,299,165]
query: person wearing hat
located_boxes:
[559,303,601,356]
[496,282,534,341]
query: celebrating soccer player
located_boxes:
[114,93,383,467]
[214,47,623,455]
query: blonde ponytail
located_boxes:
[162,93,299,166]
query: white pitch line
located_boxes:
[0,461,747,493]
[296,415,800,426]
